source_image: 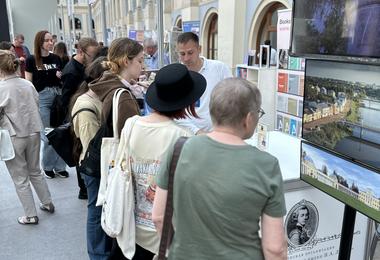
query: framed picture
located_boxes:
[284,179,373,259]
[302,59,380,170]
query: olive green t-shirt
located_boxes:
[156,135,286,260]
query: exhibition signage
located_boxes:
[276,9,304,138]
[182,21,200,35]
[128,30,144,43]
[128,30,137,40]
[284,181,370,259]
[277,9,292,50]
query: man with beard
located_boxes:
[61,37,99,198]
[61,37,99,112]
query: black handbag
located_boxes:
[46,108,96,167]
[50,94,66,127]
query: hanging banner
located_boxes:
[276,8,304,138]
[136,30,144,42]
[277,9,292,50]
[182,21,200,35]
[129,30,137,40]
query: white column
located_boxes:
[145,0,155,31]
[101,0,107,43]
[135,6,144,30]
[218,0,246,70]
[60,4,66,43]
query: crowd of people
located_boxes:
[0,31,287,260]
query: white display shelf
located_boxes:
[246,130,300,181]
[236,64,277,130]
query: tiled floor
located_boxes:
[1,160,379,259]
[0,162,87,260]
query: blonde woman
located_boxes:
[0,50,54,225]
[87,38,142,259]
[88,37,142,137]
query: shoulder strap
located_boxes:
[71,108,96,122]
[112,87,132,139]
[158,136,189,260]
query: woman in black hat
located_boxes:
[115,63,206,259]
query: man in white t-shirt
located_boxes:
[175,32,232,134]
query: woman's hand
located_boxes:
[56,70,62,79]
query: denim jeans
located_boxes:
[39,87,66,172]
[83,174,113,260]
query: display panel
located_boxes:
[301,141,380,222]
[291,0,380,58]
[302,59,380,170]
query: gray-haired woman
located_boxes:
[153,77,287,260]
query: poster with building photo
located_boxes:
[285,181,370,259]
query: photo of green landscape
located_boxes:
[302,60,380,170]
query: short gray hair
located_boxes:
[209,77,262,127]
[143,38,157,47]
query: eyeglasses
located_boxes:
[82,49,90,57]
[82,49,97,60]
[258,108,265,119]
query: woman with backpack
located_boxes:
[0,50,55,225]
[70,55,114,260]
[78,38,143,260]
[113,63,206,259]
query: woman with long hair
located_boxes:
[25,30,67,179]
[0,50,55,225]
[53,41,70,69]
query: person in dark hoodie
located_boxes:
[88,37,142,137]
[60,37,99,196]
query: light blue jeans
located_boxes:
[39,87,66,172]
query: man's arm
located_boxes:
[23,45,31,57]
[61,73,80,108]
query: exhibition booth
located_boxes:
[241,1,380,259]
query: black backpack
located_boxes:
[46,108,96,167]
[78,108,113,178]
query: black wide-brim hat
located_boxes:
[146,63,206,112]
